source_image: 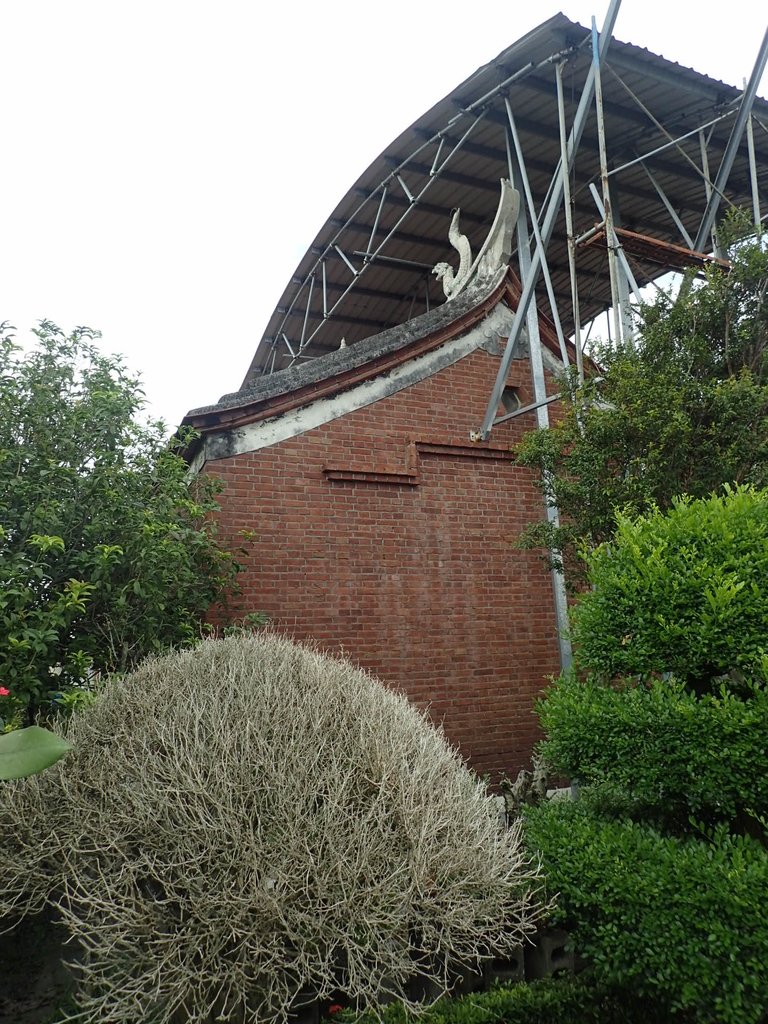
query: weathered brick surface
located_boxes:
[209,344,560,779]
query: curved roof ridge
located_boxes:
[185,269,510,426]
[216,13,767,395]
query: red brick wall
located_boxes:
[208,343,561,780]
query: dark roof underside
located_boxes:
[241,13,768,387]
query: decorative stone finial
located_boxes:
[432,179,520,302]
[432,208,473,299]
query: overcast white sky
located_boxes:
[2,1,767,429]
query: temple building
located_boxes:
[182,11,768,777]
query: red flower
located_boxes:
[327,1005,344,1016]
[0,687,10,697]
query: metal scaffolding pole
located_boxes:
[746,107,762,238]
[592,17,623,347]
[694,25,768,252]
[608,188,635,345]
[588,185,643,303]
[512,158,572,671]
[504,100,571,368]
[476,0,623,439]
[606,109,736,180]
[556,59,584,383]
[258,11,768,382]
[641,161,695,249]
[698,130,723,259]
[606,62,734,186]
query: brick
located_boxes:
[524,929,574,980]
[483,947,525,985]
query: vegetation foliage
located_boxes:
[0,725,71,781]
[0,632,545,1024]
[344,974,669,1024]
[515,235,768,572]
[526,799,768,1023]
[528,487,768,1023]
[0,321,244,724]
[537,673,768,829]
[569,485,768,687]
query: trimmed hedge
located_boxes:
[525,799,768,1024]
[345,975,671,1024]
[570,486,768,687]
[537,673,768,825]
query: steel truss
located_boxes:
[261,46,579,375]
[258,4,768,416]
[479,11,767,440]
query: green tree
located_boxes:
[0,321,246,723]
[516,236,768,573]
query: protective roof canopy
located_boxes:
[242,12,768,387]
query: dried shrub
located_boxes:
[0,633,544,1024]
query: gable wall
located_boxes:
[207,341,561,780]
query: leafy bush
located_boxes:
[537,674,768,826]
[345,974,670,1024]
[0,633,545,1024]
[524,481,768,1020]
[525,799,768,1024]
[570,486,768,687]
[0,322,246,721]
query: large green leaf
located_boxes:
[0,725,71,780]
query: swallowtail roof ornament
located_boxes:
[433,180,520,301]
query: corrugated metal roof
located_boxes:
[241,13,768,385]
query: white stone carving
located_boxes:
[432,207,473,299]
[432,179,520,301]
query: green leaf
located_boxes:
[0,725,72,780]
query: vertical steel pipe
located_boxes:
[478,0,623,438]
[694,26,768,252]
[592,17,623,347]
[746,108,762,237]
[514,170,572,670]
[556,60,584,382]
[505,101,571,368]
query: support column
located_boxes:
[746,106,762,238]
[693,26,768,252]
[698,130,724,259]
[592,17,623,347]
[510,157,573,671]
[556,60,584,383]
[608,188,635,346]
[477,0,623,439]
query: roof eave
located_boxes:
[183,272,513,437]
